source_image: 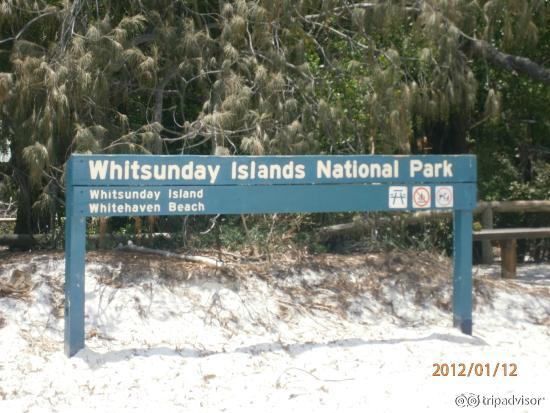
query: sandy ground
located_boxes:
[0,250,549,412]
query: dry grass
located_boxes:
[1,248,547,328]
[236,250,459,319]
[0,268,33,300]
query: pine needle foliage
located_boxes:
[0,0,548,235]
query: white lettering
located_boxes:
[318,160,397,179]
[88,160,109,180]
[443,160,453,177]
[409,160,453,178]
[208,165,220,184]
[88,203,161,214]
[317,160,332,178]
[410,160,423,177]
[168,202,205,213]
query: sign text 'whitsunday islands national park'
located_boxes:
[85,157,456,183]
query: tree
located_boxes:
[300,0,549,153]
[0,0,319,234]
[0,0,548,238]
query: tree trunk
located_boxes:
[13,170,33,236]
[10,160,53,247]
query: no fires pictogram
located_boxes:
[412,186,431,208]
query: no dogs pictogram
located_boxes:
[435,186,454,208]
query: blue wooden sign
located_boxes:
[65,154,476,356]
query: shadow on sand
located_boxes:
[77,332,487,368]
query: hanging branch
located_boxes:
[0,10,59,45]
[422,0,550,85]
[462,35,550,85]
[303,1,550,85]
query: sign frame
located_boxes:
[64,154,476,357]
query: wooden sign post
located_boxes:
[64,154,476,357]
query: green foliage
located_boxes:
[0,1,548,257]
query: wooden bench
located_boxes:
[473,228,550,278]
